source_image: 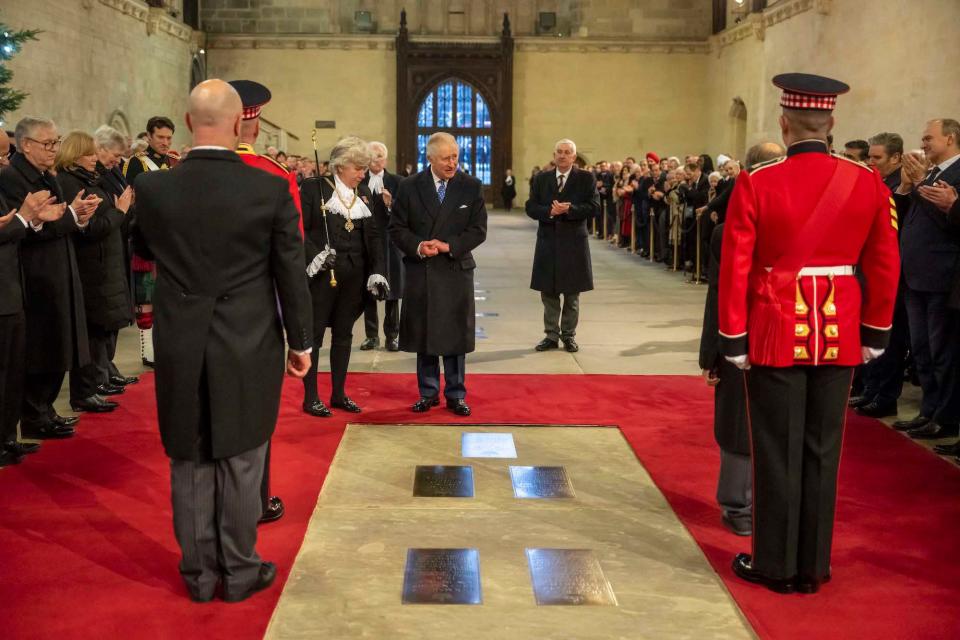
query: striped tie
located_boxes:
[438,180,446,203]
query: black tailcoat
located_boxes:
[389,170,487,355]
[525,167,599,295]
[0,154,89,373]
[360,170,404,299]
[131,149,311,461]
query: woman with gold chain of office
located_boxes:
[301,136,388,418]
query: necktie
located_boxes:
[924,166,941,185]
[437,180,446,203]
[557,174,565,190]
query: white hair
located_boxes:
[93,125,126,151]
[368,140,388,158]
[709,171,723,182]
[329,135,372,169]
[14,116,56,148]
[555,138,577,155]
[129,139,148,155]
[426,132,458,159]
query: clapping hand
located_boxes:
[70,189,102,223]
[917,180,958,213]
[0,210,13,229]
[900,152,928,191]
[381,188,392,208]
[114,186,134,214]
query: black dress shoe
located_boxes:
[797,571,832,594]
[303,400,332,418]
[893,415,930,432]
[446,398,471,416]
[933,440,960,455]
[722,514,752,537]
[0,448,25,467]
[535,338,559,352]
[20,422,75,440]
[386,338,400,352]
[412,396,440,412]
[8,442,41,455]
[908,422,959,440]
[330,396,361,413]
[561,338,579,353]
[855,401,898,418]
[258,496,285,524]
[70,395,118,413]
[223,562,277,603]
[109,374,139,386]
[360,337,379,351]
[848,395,870,408]
[142,357,154,368]
[731,553,796,594]
[52,414,79,427]
[96,383,125,396]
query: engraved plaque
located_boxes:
[413,465,474,497]
[510,466,575,499]
[526,548,617,606]
[461,432,517,458]
[402,548,482,605]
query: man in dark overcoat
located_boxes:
[131,81,312,603]
[389,132,487,417]
[526,138,599,353]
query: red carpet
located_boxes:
[1,372,958,639]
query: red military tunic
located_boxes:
[718,142,901,367]
[236,142,304,237]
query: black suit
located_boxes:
[389,170,487,400]
[895,159,960,425]
[526,168,598,342]
[300,177,385,405]
[361,170,403,343]
[0,192,27,446]
[0,154,89,430]
[680,172,711,272]
[131,148,311,601]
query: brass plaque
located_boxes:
[402,548,482,605]
[461,432,517,458]
[510,466,575,499]
[413,465,474,497]
[526,548,618,606]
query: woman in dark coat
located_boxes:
[300,136,387,417]
[501,169,517,211]
[56,130,133,411]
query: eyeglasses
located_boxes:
[26,137,62,151]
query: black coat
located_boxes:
[894,161,960,293]
[0,190,26,316]
[525,167,599,295]
[389,170,487,355]
[57,169,132,331]
[131,149,311,461]
[948,196,960,309]
[698,223,749,455]
[0,154,89,373]
[501,175,517,202]
[361,171,404,299]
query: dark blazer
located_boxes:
[389,169,487,355]
[680,172,711,210]
[895,160,960,293]
[301,177,385,275]
[525,167,599,295]
[131,149,311,461]
[698,223,749,455]
[948,196,960,309]
[705,176,735,222]
[361,170,404,299]
[57,169,132,331]
[0,191,26,316]
[0,154,89,373]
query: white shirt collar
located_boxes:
[555,167,572,180]
[935,152,960,173]
[431,169,449,191]
[190,145,230,151]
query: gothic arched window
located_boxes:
[415,79,493,185]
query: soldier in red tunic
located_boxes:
[718,73,900,594]
[228,79,304,526]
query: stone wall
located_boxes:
[200,0,713,39]
[3,0,195,147]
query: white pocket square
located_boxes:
[459,204,468,209]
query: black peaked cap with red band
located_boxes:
[773,73,850,111]
[228,80,272,120]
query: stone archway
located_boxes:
[107,109,131,137]
[729,97,748,161]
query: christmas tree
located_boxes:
[0,15,40,127]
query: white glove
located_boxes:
[861,346,885,364]
[725,354,751,370]
[367,274,390,299]
[306,247,337,278]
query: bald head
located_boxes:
[0,129,10,169]
[745,141,785,170]
[186,79,243,148]
[779,108,834,147]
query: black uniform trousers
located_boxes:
[0,312,25,445]
[302,263,364,405]
[745,365,853,581]
[363,295,399,342]
[69,324,115,401]
[861,293,909,406]
[904,288,960,424]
